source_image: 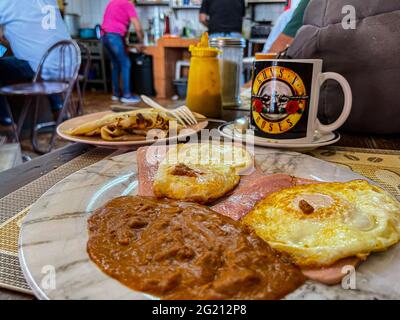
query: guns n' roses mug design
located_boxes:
[251,59,352,142]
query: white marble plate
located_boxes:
[19,148,400,300]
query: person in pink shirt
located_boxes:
[101,0,143,104]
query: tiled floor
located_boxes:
[0,143,22,172]
[19,92,112,159]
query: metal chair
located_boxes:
[74,41,91,116]
[0,40,81,154]
[0,101,22,172]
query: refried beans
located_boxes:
[87,196,305,299]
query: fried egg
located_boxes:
[162,143,254,175]
[153,163,240,204]
[153,143,252,204]
[243,180,400,268]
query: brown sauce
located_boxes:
[170,163,202,177]
[87,196,305,300]
[299,199,315,215]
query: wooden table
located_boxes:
[0,143,93,300]
[0,127,399,299]
[130,37,199,99]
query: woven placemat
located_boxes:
[0,148,114,294]
[308,147,400,200]
[0,146,399,295]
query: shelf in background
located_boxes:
[134,0,287,7]
[135,0,170,6]
[171,5,201,9]
[247,0,286,3]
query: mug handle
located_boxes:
[316,72,353,133]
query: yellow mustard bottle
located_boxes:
[187,33,222,118]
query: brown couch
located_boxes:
[288,0,400,134]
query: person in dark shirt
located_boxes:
[199,0,245,38]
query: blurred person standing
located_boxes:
[101,0,144,104]
[199,0,245,38]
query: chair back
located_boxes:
[34,40,81,86]
[77,41,91,88]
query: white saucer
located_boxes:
[218,122,341,150]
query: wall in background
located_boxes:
[65,0,204,32]
[65,0,109,27]
[65,1,284,34]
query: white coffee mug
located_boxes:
[251,59,352,143]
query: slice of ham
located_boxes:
[211,171,317,221]
[136,146,362,286]
[137,146,167,197]
[212,173,294,221]
[302,257,361,285]
[137,144,257,197]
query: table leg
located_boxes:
[16,97,32,138]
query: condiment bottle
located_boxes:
[210,37,246,108]
[186,33,222,118]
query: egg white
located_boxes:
[243,180,400,267]
[162,143,254,174]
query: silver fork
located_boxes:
[141,95,198,128]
